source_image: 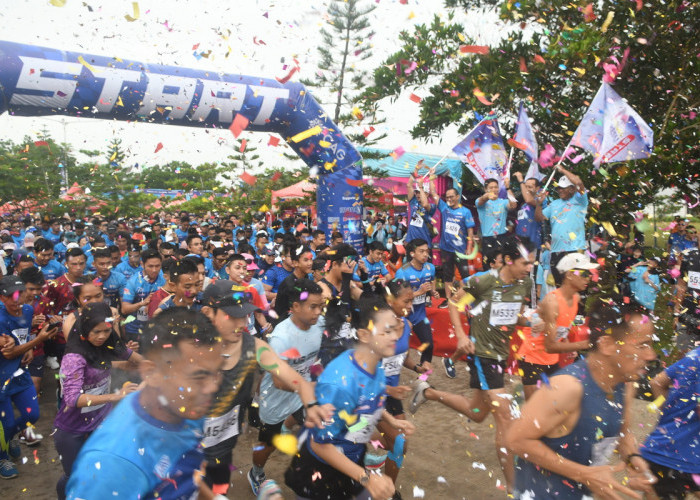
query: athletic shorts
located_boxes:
[27,354,45,378]
[286,443,365,500]
[519,360,560,386]
[385,396,404,416]
[648,460,700,498]
[466,356,506,390]
[258,407,305,446]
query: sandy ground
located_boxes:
[4,351,664,500]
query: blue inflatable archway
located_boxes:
[0,41,364,250]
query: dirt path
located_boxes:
[4,351,660,499]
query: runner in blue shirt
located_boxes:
[394,238,437,368]
[261,246,294,303]
[536,165,588,285]
[114,243,142,281]
[120,249,165,345]
[405,164,437,247]
[88,248,126,309]
[284,299,414,500]
[65,309,223,500]
[513,171,546,250]
[476,178,516,245]
[33,238,67,280]
[641,346,700,498]
[353,241,390,294]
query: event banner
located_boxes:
[452,117,508,186]
[0,41,364,252]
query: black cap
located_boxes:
[201,280,261,318]
[0,276,25,296]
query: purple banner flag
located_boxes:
[452,118,508,186]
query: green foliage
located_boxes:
[363,0,699,225]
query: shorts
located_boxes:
[258,407,305,446]
[286,443,365,500]
[440,250,470,283]
[648,460,700,498]
[385,396,404,416]
[519,360,559,386]
[467,356,506,390]
[27,354,45,378]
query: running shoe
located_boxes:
[392,492,403,500]
[20,426,43,446]
[0,459,18,479]
[408,380,431,414]
[46,356,60,370]
[8,438,20,459]
[443,357,457,379]
[247,468,266,496]
[257,479,283,500]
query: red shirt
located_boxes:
[42,274,78,344]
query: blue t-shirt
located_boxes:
[115,261,143,282]
[94,270,126,309]
[38,259,67,280]
[309,350,387,464]
[354,257,389,283]
[382,317,411,387]
[476,198,509,238]
[0,304,34,399]
[259,316,324,425]
[54,242,68,262]
[628,266,660,310]
[394,262,436,324]
[641,347,700,473]
[175,228,189,243]
[515,199,546,248]
[261,265,293,293]
[542,192,588,252]
[42,229,62,244]
[66,392,203,500]
[438,199,475,253]
[122,271,166,335]
[405,197,436,247]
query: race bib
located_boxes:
[202,405,241,447]
[382,352,408,377]
[445,221,460,236]
[337,322,356,340]
[136,306,148,322]
[410,216,424,228]
[590,436,619,466]
[489,302,521,326]
[688,271,700,290]
[292,356,317,381]
[413,293,426,305]
[344,407,383,444]
[517,208,527,221]
[81,376,111,414]
[12,327,29,345]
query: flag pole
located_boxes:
[504,147,514,181]
[542,135,576,191]
[420,116,490,180]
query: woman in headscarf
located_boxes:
[53,302,142,500]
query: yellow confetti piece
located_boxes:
[124,2,140,22]
[117,96,124,107]
[78,55,97,74]
[417,342,430,352]
[290,126,322,143]
[573,67,586,76]
[601,221,617,237]
[318,140,331,148]
[647,395,665,413]
[601,11,614,32]
[179,407,186,413]
[339,409,358,425]
[569,232,577,240]
[272,433,298,455]
[49,0,66,6]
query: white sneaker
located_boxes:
[20,427,43,446]
[46,356,60,370]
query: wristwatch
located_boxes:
[359,471,370,486]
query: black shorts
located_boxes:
[285,443,365,500]
[466,356,506,390]
[27,354,45,378]
[258,407,305,446]
[440,249,470,283]
[648,460,700,498]
[519,360,560,386]
[385,396,404,416]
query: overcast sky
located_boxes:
[0,0,506,173]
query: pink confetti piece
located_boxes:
[418,369,433,381]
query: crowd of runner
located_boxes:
[0,164,698,499]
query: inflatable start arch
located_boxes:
[0,41,364,250]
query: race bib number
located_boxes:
[344,407,383,444]
[413,293,426,305]
[292,356,317,381]
[445,221,460,236]
[591,436,619,466]
[81,376,111,414]
[202,405,241,447]
[382,352,407,377]
[136,306,148,322]
[517,208,527,221]
[337,322,356,340]
[12,327,29,345]
[489,302,521,326]
[410,216,424,228]
[688,271,700,290]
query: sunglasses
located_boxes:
[571,269,591,278]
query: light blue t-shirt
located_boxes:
[309,350,387,464]
[259,316,324,425]
[438,199,475,253]
[628,266,660,310]
[122,271,166,335]
[354,257,389,283]
[394,262,436,324]
[476,197,509,238]
[405,197,436,246]
[66,392,203,500]
[542,192,588,252]
[115,260,142,281]
[38,259,67,280]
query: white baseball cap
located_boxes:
[556,253,599,273]
[557,176,574,189]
